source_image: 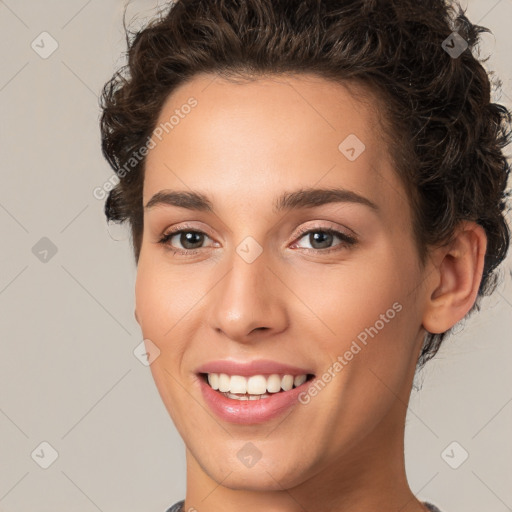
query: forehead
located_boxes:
[143,73,406,217]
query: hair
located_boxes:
[100,0,511,371]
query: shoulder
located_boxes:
[164,499,184,512]
[164,499,442,512]
[423,502,444,512]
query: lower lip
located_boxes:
[198,375,312,425]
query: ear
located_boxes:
[422,221,487,334]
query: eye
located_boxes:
[291,227,357,253]
[157,227,216,255]
[157,225,357,256]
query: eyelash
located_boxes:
[157,224,357,256]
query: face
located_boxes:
[135,73,429,491]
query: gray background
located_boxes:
[0,1,511,511]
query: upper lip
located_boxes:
[195,359,314,376]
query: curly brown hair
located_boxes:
[100,0,511,370]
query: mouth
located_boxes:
[194,359,316,424]
[197,371,316,424]
[199,372,316,400]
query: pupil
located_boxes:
[310,231,332,249]
[181,232,203,249]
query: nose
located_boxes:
[207,248,289,343]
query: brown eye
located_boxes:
[307,231,335,249]
[158,229,213,253]
[176,231,205,250]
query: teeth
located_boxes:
[281,374,294,391]
[224,392,271,400]
[247,375,267,394]
[294,374,307,387]
[230,375,247,394]
[267,374,282,393]
[218,373,230,392]
[206,373,309,394]
[207,373,219,390]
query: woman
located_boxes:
[99,1,511,511]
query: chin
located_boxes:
[216,470,300,492]
[201,453,311,491]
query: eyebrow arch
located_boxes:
[273,187,379,213]
[145,190,214,212]
[144,187,379,213]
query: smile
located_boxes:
[202,372,312,400]
[194,359,316,423]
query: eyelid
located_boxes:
[291,221,357,241]
[162,222,216,239]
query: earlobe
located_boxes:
[422,221,487,334]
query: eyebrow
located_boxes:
[144,187,379,213]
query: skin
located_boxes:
[134,73,487,512]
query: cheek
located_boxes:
[292,247,420,376]
[134,258,206,340]
[293,255,404,335]
[134,261,203,425]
